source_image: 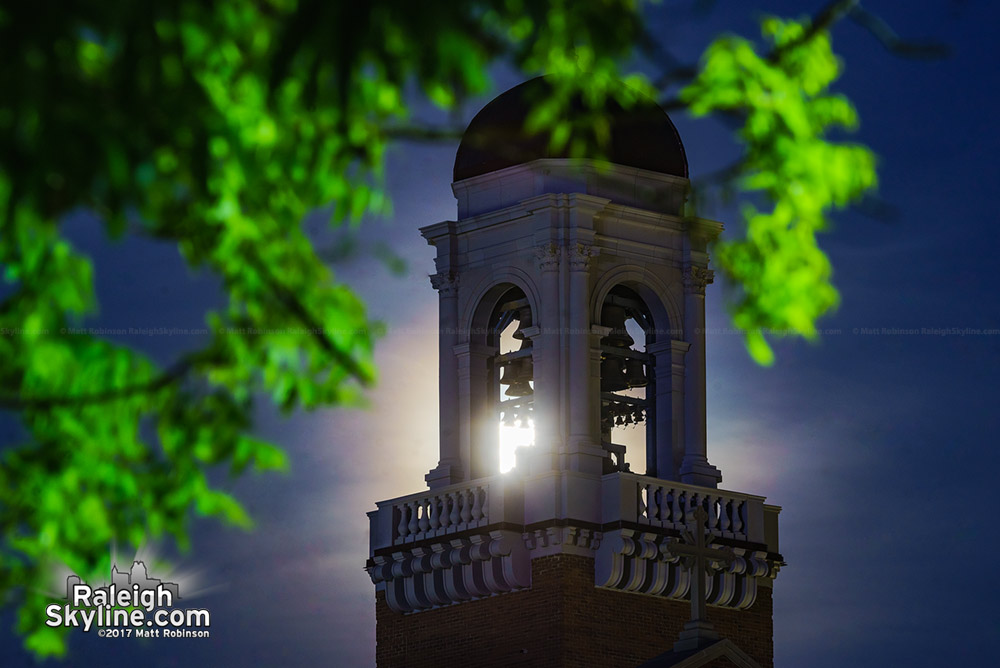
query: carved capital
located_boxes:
[429,271,459,296]
[568,243,595,271]
[682,266,714,295]
[534,243,561,271]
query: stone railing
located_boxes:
[368,472,779,612]
[395,483,489,544]
[596,473,779,608]
[368,476,525,552]
[602,472,768,545]
[367,476,529,613]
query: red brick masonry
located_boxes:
[375,553,773,668]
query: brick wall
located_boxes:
[375,554,773,667]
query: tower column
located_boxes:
[454,342,494,480]
[528,243,561,474]
[679,266,722,487]
[426,272,463,488]
[567,243,603,473]
[647,339,689,480]
[670,340,691,479]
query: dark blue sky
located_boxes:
[4,1,999,666]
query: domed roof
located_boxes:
[454,77,688,182]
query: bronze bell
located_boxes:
[624,357,647,388]
[502,357,534,397]
[601,356,628,392]
[513,308,533,341]
[601,305,634,349]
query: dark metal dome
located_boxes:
[454,76,688,182]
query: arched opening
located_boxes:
[599,286,653,474]
[487,287,535,473]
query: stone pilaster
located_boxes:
[427,272,463,488]
[454,342,495,480]
[679,265,721,487]
[528,243,561,474]
[647,339,689,480]
[567,243,604,474]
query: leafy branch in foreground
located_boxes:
[0,0,651,656]
[682,15,878,364]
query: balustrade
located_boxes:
[603,473,766,544]
[390,483,490,545]
[636,479,751,541]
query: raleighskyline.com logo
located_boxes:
[46,560,211,638]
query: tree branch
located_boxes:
[384,124,465,142]
[653,0,859,92]
[655,0,946,103]
[241,249,374,385]
[0,353,207,411]
[847,5,950,59]
[766,0,860,64]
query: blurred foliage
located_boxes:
[0,0,875,656]
[683,16,877,363]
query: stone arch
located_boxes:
[461,272,539,479]
[591,264,682,343]
[592,264,684,478]
[463,268,541,344]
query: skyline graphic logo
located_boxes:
[46,560,211,638]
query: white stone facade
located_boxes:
[367,156,782,615]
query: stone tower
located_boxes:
[366,78,783,668]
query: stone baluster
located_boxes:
[407,501,420,536]
[460,490,473,524]
[438,496,451,530]
[428,496,441,531]
[397,504,410,541]
[471,487,483,524]
[654,485,664,523]
[417,501,430,534]
[720,498,731,535]
[672,489,683,528]
[449,492,461,526]
[685,492,698,526]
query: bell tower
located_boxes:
[367,78,783,668]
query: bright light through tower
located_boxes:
[497,312,535,474]
[499,419,534,473]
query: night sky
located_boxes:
[3,1,999,666]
